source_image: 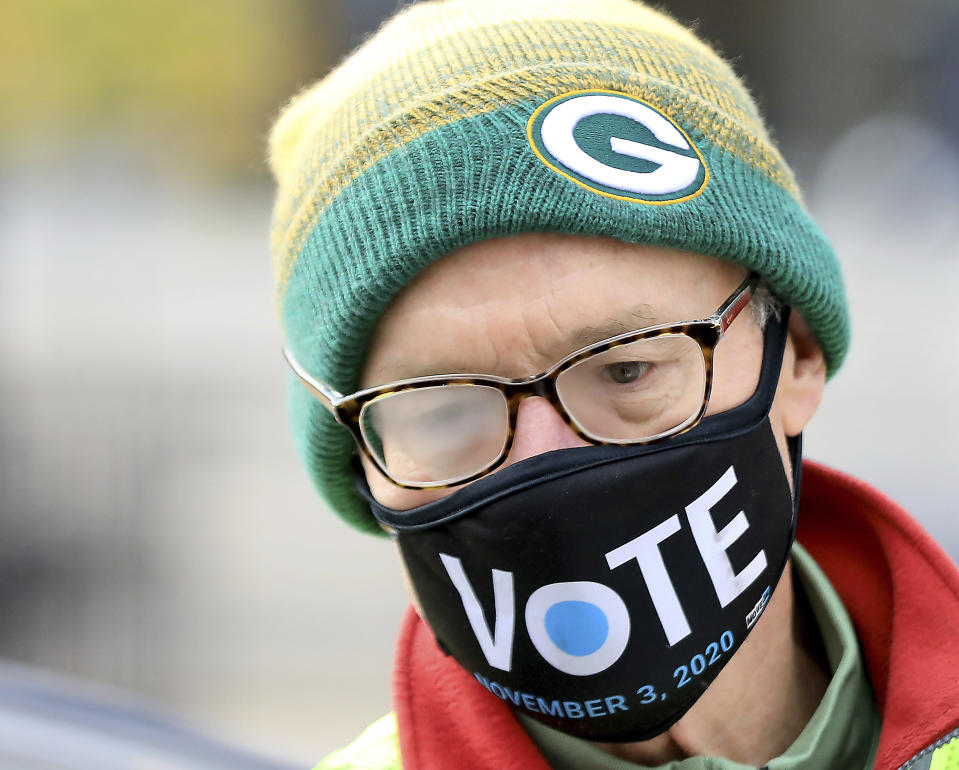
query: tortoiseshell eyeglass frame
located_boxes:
[284,273,759,490]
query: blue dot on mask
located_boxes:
[544,601,609,656]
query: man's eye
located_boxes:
[604,361,653,384]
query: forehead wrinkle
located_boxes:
[520,299,560,366]
[364,295,522,383]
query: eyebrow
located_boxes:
[558,303,660,354]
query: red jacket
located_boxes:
[392,462,959,769]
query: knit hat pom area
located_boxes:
[268,0,850,533]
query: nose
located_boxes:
[504,396,590,467]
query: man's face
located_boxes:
[360,232,825,511]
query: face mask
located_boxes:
[358,312,801,742]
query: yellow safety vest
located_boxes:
[314,713,401,770]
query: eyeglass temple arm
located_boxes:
[282,347,344,417]
[714,274,757,336]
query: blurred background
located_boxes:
[1,0,957,764]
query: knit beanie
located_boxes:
[268,0,849,535]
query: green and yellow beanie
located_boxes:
[268,0,849,534]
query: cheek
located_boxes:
[705,322,765,415]
[706,323,795,487]
[360,454,456,511]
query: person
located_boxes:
[267,1,959,768]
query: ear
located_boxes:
[778,312,827,437]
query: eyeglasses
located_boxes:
[285,274,758,489]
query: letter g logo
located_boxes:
[527,90,708,204]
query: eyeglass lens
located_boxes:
[556,334,706,441]
[360,384,510,486]
[359,334,706,486]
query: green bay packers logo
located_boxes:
[527,90,708,204]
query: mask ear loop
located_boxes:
[787,432,803,523]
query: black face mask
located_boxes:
[357,312,801,743]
